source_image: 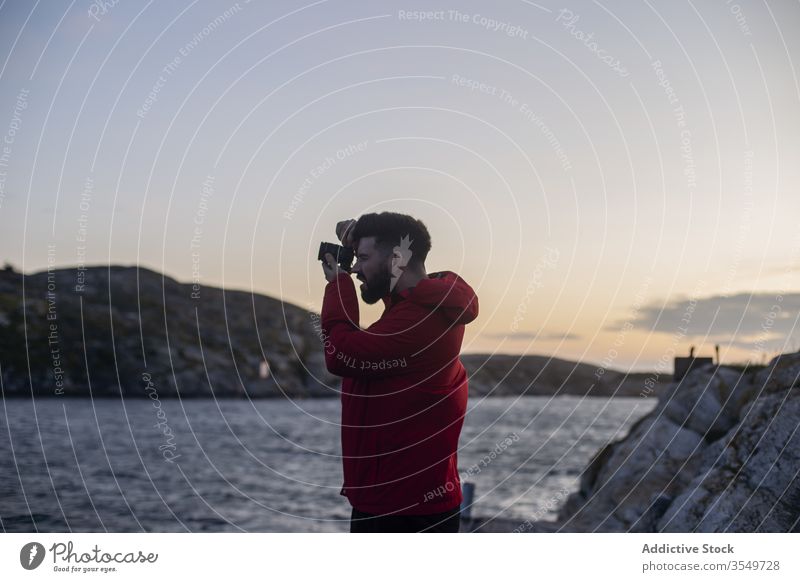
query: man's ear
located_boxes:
[390,249,409,274]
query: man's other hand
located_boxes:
[335,219,357,249]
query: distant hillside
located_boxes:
[0,265,663,398]
[461,354,665,397]
[0,264,337,398]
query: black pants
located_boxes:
[349,506,461,533]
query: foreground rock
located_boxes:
[490,353,800,533]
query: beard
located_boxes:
[358,263,393,304]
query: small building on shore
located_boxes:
[673,345,717,382]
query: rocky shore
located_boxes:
[469,352,800,533]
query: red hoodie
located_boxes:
[321,270,479,516]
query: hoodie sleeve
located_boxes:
[321,273,429,378]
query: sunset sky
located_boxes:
[1,0,798,372]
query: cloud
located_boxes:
[485,330,581,341]
[764,262,800,276]
[614,291,800,352]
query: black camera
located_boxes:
[318,242,354,273]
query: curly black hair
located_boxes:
[350,212,432,267]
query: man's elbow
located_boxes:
[324,355,344,377]
[324,348,356,377]
[324,352,373,379]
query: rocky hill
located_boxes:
[0,264,338,398]
[0,264,662,399]
[461,353,663,397]
[469,352,800,532]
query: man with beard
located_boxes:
[320,212,479,533]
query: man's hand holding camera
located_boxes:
[322,252,345,283]
[321,219,357,283]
